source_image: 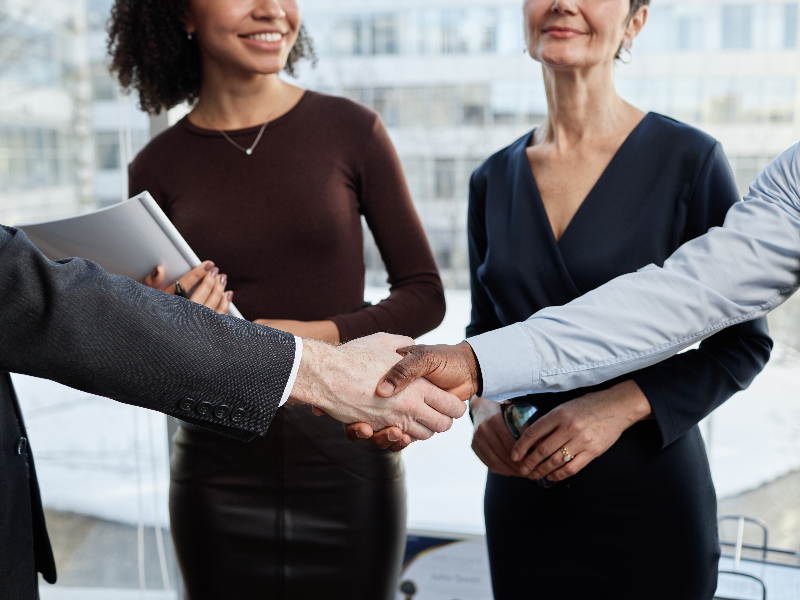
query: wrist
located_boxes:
[289,339,334,410]
[458,341,481,397]
[616,380,653,424]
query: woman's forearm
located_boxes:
[254,319,341,344]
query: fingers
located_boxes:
[376,341,478,401]
[510,411,559,462]
[145,266,166,290]
[388,437,412,452]
[404,383,457,434]
[423,384,467,419]
[179,261,216,292]
[216,290,233,315]
[541,451,591,483]
[344,422,373,442]
[517,428,567,477]
[189,268,231,311]
[377,344,448,398]
[368,427,407,450]
[403,420,436,441]
[344,423,413,451]
[471,416,520,477]
[205,272,226,312]
[526,438,580,480]
[472,440,518,477]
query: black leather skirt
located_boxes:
[169,403,406,600]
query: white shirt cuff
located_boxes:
[279,336,303,407]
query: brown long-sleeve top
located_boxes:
[128,91,445,342]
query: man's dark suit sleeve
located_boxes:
[0,225,296,441]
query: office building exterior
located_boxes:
[2,0,799,286]
[298,0,800,287]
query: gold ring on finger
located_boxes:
[561,446,573,463]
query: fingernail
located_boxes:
[511,452,519,461]
[377,382,395,396]
[227,291,234,301]
[356,430,369,439]
[211,267,219,278]
[220,274,227,286]
[204,262,215,271]
[388,432,399,442]
[520,466,531,476]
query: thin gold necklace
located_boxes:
[203,84,285,156]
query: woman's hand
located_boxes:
[254,319,341,344]
[145,261,232,315]
[470,397,522,477]
[511,380,653,484]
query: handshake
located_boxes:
[289,333,481,450]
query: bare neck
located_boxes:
[535,63,643,150]
[189,69,298,131]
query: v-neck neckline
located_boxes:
[523,112,652,246]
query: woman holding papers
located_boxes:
[109,1,443,599]
[463,1,771,599]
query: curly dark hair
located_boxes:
[107,0,316,114]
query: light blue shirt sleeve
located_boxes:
[469,143,800,401]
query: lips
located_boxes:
[542,26,586,39]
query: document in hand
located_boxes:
[18,191,244,318]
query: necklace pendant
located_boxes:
[246,148,253,155]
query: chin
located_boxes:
[537,52,580,70]
[248,59,289,76]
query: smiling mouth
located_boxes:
[242,32,284,43]
[544,27,584,34]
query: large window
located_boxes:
[785,3,799,48]
[722,4,754,49]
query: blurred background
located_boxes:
[2,0,799,598]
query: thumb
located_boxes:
[145,265,166,290]
[377,347,436,398]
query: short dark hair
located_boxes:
[629,0,651,18]
[618,0,651,59]
[107,0,316,115]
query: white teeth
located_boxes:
[247,32,283,42]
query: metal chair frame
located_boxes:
[714,571,766,600]
[715,515,769,600]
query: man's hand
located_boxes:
[376,341,480,401]
[343,341,479,450]
[290,333,467,440]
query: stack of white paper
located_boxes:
[19,191,243,319]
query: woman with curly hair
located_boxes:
[108,1,445,598]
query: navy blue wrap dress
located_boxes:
[468,113,773,600]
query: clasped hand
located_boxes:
[348,343,652,483]
[470,380,651,483]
